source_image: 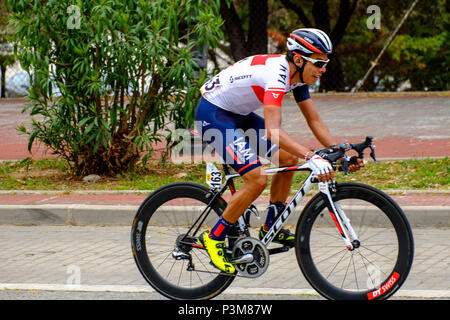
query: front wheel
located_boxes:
[296,183,414,300]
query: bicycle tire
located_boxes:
[295,182,414,300]
[131,182,236,300]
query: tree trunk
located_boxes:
[281,0,359,91]
[312,0,331,35]
[248,0,268,55]
[220,0,268,61]
[220,0,249,61]
[320,54,345,92]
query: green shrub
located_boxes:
[8,0,223,176]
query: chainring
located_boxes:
[231,237,270,278]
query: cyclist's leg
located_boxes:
[195,99,268,272]
[238,112,297,205]
[270,148,298,204]
[200,167,266,273]
[221,168,267,223]
[196,101,270,222]
[207,110,268,224]
[242,112,298,245]
[259,149,298,246]
[264,148,298,228]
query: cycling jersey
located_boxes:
[195,98,279,176]
[200,54,310,115]
[195,54,310,176]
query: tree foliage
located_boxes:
[385,0,449,91]
[266,0,449,91]
[7,0,223,176]
[335,0,449,91]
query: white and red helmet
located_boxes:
[287,28,333,57]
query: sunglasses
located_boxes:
[294,52,329,68]
[302,56,329,68]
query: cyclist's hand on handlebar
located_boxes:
[348,157,364,173]
[308,154,335,183]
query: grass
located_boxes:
[0,157,448,192]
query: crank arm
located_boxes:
[268,246,290,255]
[229,253,254,264]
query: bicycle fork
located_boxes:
[319,181,360,251]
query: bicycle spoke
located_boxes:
[177,260,185,286]
[351,253,359,290]
[325,249,348,279]
[341,252,353,289]
[312,246,347,266]
[166,259,177,279]
[360,244,397,261]
[311,226,342,241]
[156,251,173,269]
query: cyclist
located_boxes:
[195,28,362,273]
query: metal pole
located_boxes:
[351,0,420,92]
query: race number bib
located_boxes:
[206,163,222,189]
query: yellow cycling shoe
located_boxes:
[199,230,235,274]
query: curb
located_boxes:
[0,204,448,227]
[0,204,138,226]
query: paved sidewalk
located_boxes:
[0,225,448,299]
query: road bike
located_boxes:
[131,136,414,300]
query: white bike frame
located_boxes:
[222,162,360,251]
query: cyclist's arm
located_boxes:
[263,105,312,160]
[298,99,363,171]
[297,98,336,147]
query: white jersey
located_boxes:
[200,54,307,115]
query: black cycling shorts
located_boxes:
[195,98,279,176]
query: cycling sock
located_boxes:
[209,216,233,241]
[264,201,285,230]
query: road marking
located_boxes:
[1,283,449,298]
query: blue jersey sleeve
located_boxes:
[292,85,310,103]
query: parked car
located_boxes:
[5,71,30,97]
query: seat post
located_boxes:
[222,163,232,175]
[222,163,237,195]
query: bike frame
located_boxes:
[220,162,360,251]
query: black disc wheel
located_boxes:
[131,182,236,300]
[296,183,414,300]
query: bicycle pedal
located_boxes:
[268,246,290,255]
